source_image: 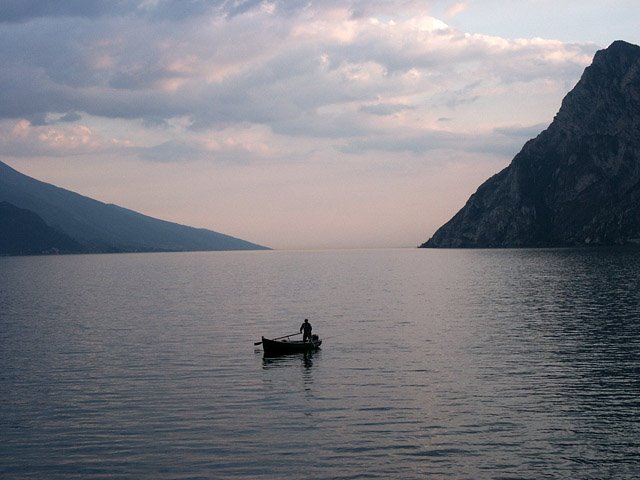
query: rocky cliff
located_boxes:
[422,40,640,248]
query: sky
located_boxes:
[1,1,638,250]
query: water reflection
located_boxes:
[460,248,640,476]
[262,350,318,370]
[260,350,320,395]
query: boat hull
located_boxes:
[262,336,322,355]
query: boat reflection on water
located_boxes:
[262,349,318,370]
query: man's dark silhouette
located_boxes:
[300,319,312,342]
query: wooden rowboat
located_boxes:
[262,335,322,355]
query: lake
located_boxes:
[1,248,639,479]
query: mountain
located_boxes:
[0,201,83,255]
[0,161,269,253]
[422,40,640,248]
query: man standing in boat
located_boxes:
[300,319,312,342]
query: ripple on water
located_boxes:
[1,248,640,479]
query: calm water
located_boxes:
[1,248,639,479]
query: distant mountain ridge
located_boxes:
[0,161,269,253]
[422,40,640,248]
[0,201,83,255]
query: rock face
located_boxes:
[422,40,640,248]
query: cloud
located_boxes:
[445,2,467,18]
[0,119,132,157]
[0,0,129,23]
[135,126,274,163]
[341,128,526,158]
[0,1,597,162]
[359,103,415,116]
[0,0,263,23]
[59,111,82,123]
[494,123,548,139]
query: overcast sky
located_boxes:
[1,1,638,249]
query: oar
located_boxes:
[254,332,301,346]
